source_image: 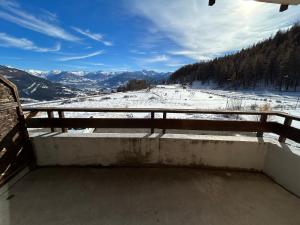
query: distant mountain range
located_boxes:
[28,70,170,90]
[0,66,81,102]
[0,65,170,102]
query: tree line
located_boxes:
[170,25,300,91]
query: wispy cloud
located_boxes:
[72,27,113,46]
[41,9,58,22]
[169,50,211,61]
[0,0,78,41]
[166,63,186,68]
[58,50,104,61]
[0,32,61,52]
[130,49,146,55]
[87,62,105,66]
[141,54,169,64]
[130,0,300,60]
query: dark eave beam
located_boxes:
[209,0,216,6]
[209,1,290,12]
[279,4,289,11]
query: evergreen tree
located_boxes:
[170,25,300,91]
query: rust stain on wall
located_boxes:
[117,139,152,165]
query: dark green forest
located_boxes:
[170,25,300,91]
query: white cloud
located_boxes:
[58,50,104,61]
[137,54,188,69]
[166,63,186,67]
[82,62,105,66]
[41,9,58,22]
[72,27,113,46]
[141,55,169,64]
[169,50,212,61]
[0,32,61,52]
[0,0,78,41]
[129,0,300,60]
[89,63,105,66]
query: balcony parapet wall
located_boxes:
[30,133,270,169]
[29,132,300,197]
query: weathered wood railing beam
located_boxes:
[22,107,300,122]
[278,117,293,143]
[58,110,67,133]
[23,108,300,144]
[46,110,55,132]
[257,114,268,137]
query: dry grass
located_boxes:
[259,103,272,112]
[256,103,272,122]
[225,98,243,111]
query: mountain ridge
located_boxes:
[0,65,170,102]
[0,65,82,102]
[170,25,300,91]
[27,69,170,90]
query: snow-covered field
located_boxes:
[25,84,300,152]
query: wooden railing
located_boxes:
[23,107,300,144]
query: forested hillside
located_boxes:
[170,25,300,91]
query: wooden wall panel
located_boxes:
[0,75,33,187]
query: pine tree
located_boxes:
[170,24,300,91]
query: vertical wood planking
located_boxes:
[0,75,33,187]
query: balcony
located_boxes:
[1,75,300,225]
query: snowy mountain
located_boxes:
[27,70,48,78]
[97,70,170,88]
[27,70,170,89]
[0,66,81,102]
[0,65,170,102]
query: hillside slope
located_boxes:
[170,25,300,91]
[0,66,79,101]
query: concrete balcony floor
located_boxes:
[1,168,300,225]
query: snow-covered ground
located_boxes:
[24,84,300,152]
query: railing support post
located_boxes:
[256,114,268,137]
[278,117,293,143]
[58,110,67,133]
[47,110,55,132]
[162,112,167,134]
[151,112,155,134]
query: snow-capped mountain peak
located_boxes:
[27,69,48,76]
[71,71,88,76]
[26,69,170,90]
[50,70,62,75]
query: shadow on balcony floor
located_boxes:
[1,168,300,225]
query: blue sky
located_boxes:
[0,0,300,72]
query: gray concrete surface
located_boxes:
[94,128,257,137]
[1,168,300,225]
[30,132,268,170]
[264,141,300,197]
[29,133,300,197]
